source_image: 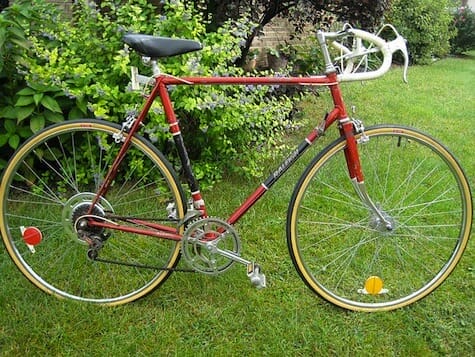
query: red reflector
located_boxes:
[21,226,42,246]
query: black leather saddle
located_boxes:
[123,34,202,58]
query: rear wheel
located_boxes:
[0,120,186,305]
[287,125,472,311]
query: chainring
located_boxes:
[181,217,241,274]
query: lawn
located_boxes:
[0,53,473,356]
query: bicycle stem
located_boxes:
[316,30,338,75]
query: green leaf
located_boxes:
[68,106,85,120]
[7,25,27,40]
[30,115,45,133]
[8,134,20,149]
[76,97,88,114]
[40,95,62,113]
[9,37,30,50]
[44,110,64,123]
[17,125,33,138]
[29,82,61,93]
[43,147,62,161]
[28,83,52,92]
[0,106,18,119]
[4,119,16,133]
[16,87,36,96]
[16,105,35,122]
[15,95,35,106]
[0,134,9,147]
[0,29,6,48]
[33,93,44,106]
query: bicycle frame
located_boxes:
[88,70,363,239]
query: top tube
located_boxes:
[159,73,338,87]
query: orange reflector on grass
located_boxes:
[364,276,384,295]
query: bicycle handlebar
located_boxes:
[323,25,409,83]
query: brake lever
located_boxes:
[378,24,409,83]
[388,35,409,83]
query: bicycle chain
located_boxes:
[81,213,195,272]
[80,228,194,272]
[90,256,196,273]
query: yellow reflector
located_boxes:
[364,276,384,295]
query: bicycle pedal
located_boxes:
[247,263,266,289]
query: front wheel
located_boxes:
[0,120,186,305]
[287,125,472,312]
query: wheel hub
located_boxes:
[368,206,396,233]
[62,193,113,243]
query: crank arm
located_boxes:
[212,247,266,289]
[212,246,249,265]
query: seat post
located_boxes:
[151,60,160,77]
[141,56,161,77]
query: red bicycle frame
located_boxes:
[88,70,363,238]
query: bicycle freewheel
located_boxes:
[182,217,241,274]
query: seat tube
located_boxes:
[157,81,207,215]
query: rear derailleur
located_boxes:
[75,217,110,260]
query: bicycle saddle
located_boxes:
[123,34,202,58]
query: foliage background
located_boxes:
[1,0,296,185]
[451,4,475,54]
[386,0,456,64]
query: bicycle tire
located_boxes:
[287,125,472,312]
[0,119,186,305]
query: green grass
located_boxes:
[1,53,474,356]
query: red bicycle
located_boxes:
[1,25,472,311]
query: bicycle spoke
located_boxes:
[288,126,471,311]
[1,120,185,304]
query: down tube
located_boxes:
[228,128,321,225]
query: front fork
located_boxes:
[342,118,394,231]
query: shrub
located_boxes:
[386,0,456,64]
[451,6,475,54]
[0,3,33,167]
[19,0,296,186]
[0,1,84,168]
[0,3,29,85]
[1,82,83,142]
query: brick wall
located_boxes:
[250,19,309,68]
[253,19,294,50]
[248,19,292,68]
